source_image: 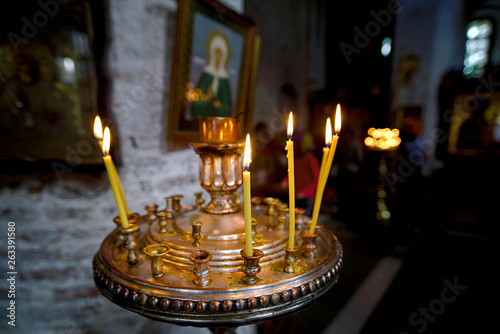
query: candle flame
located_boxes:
[93,116,103,141]
[287,111,293,139]
[102,127,111,156]
[243,133,252,171]
[334,104,342,134]
[325,117,332,146]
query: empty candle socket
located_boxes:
[194,192,205,209]
[264,197,280,216]
[156,211,169,234]
[277,205,289,231]
[295,207,306,229]
[145,204,159,223]
[144,244,169,278]
[191,221,202,247]
[251,218,260,245]
[300,230,318,258]
[283,246,298,273]
[190,250,212,286]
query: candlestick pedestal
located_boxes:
[93,118,343,328]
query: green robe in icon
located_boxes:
[191,72,232,118]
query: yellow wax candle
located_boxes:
[309,105,341,235]
[285,112,295,249]
[243,134,253,256]
[102,127,129,229]
[109,162,130,214]
[310,118,332,235]
[94,116,130,215]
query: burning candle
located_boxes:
[310,117,332,235]
[309,105,341,235]
[93,117,130,214]
[102,127,129,229]
[243,134,253,256]
[285,112,295,249]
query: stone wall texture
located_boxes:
[0,0,325,333]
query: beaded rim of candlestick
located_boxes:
[93,223,342,326]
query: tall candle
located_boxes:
[285,112,295,249]
[243,134,253,256]
[94,117,130,214]
[310,118,332,235]
[309,105,341,235]
[102,127,129,229]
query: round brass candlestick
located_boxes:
[93,130,343,328]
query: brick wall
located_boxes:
[0,0,325,332]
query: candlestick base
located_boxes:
[240,248,264,285]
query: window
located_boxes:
[463,19,493,78]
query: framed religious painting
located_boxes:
[446,92,500,156]
[0,0,109,168]
[167,0,259,148]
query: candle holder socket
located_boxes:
[143,244,169,278]
[283,246,298,273]
[251,218,261,245]
[263,197,280,216]
[300,230,318,258]
[145,204,159,223]
[295,207,306,228]
[113,214,140,241]
[251,196,262,210]
[192,221,202,247]
[276,205,289,231]
[172,195,183,211]
[190,250,212,286]
[113,213,140,228]
[156,211,170,234]
[240,248,264,285]
[194,192,205,209]
[119,224,140,264]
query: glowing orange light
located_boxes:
[93,116,103,141]
[287,112,293,139]
[102,127,111,156]
[243,134,252,171]
[334,104,342,134]
[325,118,332,146]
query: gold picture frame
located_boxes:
[447,93,500,156]
[167,0,259,148]
[0,0,107,165]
